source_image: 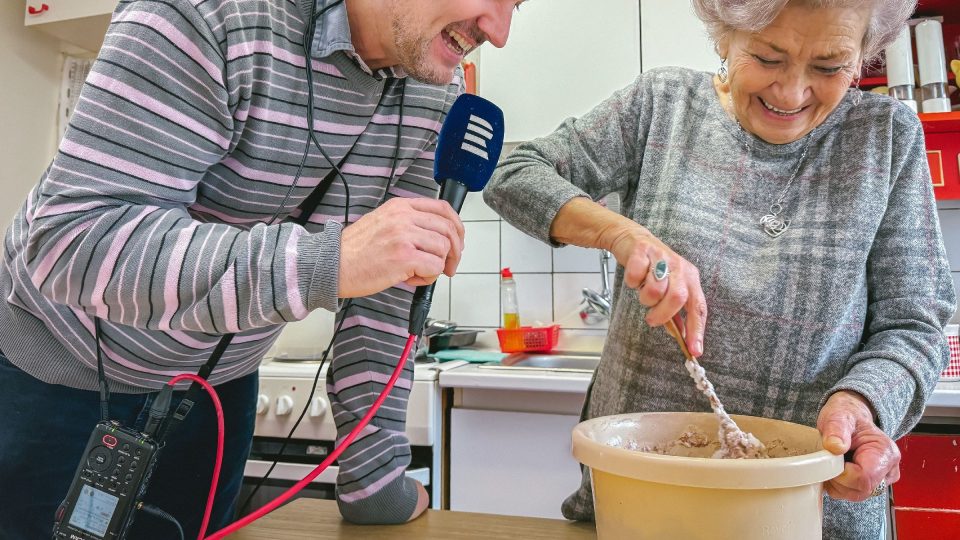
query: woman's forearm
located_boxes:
[549,196,649,252]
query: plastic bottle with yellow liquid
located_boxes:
[500,268,520,329]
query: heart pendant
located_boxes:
[760,213,790,238]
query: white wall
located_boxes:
[0,2,61,231]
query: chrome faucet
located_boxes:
[580,250,612,325]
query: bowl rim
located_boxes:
[572,412,844,490]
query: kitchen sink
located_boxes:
[477,351,602,373]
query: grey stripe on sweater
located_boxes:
[484,66,956,540]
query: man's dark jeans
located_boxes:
[0,351,257,539]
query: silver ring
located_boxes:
[870,479,887,498]
[653,260,670,281]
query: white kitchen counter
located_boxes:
[438,362,592,393]
[438,362,960,416]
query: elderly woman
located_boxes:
[484,0,956,537]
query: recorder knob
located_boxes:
[275,395,295,416]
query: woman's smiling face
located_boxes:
[717,4,870,144]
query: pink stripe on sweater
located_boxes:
[30,220,96,290]
[221,264,239,332]
[93,207,156,318]
[59,138,196,192]
[249,107,366,137]
[372,113,441,132]
[85,72,230,150]
[226,40,343,79]
[159,223,200,328]
[115,10,223,83]
[341,314,407,337]
[247,105,366,136]
[32,200,109,220]
[338,467,406,503]
[285,227,309,320]
[340,163,402,178]
[220,156,301,185]
[331,370,413,395]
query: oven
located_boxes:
[241,359,443,509]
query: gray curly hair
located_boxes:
[691,0,917,63]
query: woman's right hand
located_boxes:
[608,224,708,356]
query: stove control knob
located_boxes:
[256,394,269,415]
[308,396,327,418]
[275,395,295,416]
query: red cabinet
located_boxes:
[892,432,960,539]
[921,113,960,200]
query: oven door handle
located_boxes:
[244,459,431,486]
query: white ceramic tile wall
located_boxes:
[271,192,960,358]
[460,221,501,273]
[446,193,614,335]
[451,273,502,327]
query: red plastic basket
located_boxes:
[942,324,959,381]
[496,325,561,353]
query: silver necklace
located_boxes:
[727,95,809,238]
[757,144,808,238]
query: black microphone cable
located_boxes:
[240,0,409,513]
[138,503,184,540]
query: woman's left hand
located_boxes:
[816,390,901,502]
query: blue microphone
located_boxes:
[408,94,505,335]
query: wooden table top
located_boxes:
[230,499,598,539]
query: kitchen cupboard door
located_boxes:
[449,408,583,519]
[476,0,641,142]
[24,0,116,26]
[891,432,960,539]
[640,0,717,73]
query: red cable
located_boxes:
[166,373,225,540]
[203,333,418,539]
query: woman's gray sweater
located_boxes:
[484,67,956,539]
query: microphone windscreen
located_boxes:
[434,94,505,192]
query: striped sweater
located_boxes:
[0,0,460,520]
[1,0,460,390]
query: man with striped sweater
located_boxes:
[0,0,522,537]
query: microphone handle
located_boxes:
[408,283,434,336]
[439,179,469,213]
[407,179,469,336]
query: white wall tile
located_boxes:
[450,273,501,327]
[553,273,609,330]
[428,275,451,321]
[460,192,501,221]
[553,245,607,273]
[512,273,554,326]
[501,222,551,273]
[271,308,335,360]
[460,221,501,273]
[938,209,960,271]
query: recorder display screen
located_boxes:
[68,484,118,537]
